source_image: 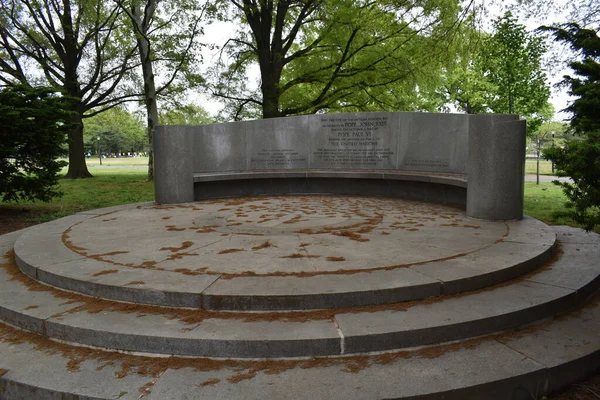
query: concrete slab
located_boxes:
[553,225,600,245]
[335,280,575,353]
[202,268,440,310]
[0,339,153,400]
[9,198,562,311]
[2,297,599,400]
[45,310,340,358]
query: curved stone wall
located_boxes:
[154,111,525,220]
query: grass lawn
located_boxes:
[0,168,154,230]
[525,158,555,175]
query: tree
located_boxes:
[83,107,147,156]
[210,0,467,119]
[0,85,69,202]
[543,24,600,231]
[160,104,214,125]
[0,0,139,178]
[439,18,495,114]
[115,0,206,180]
[479,12,551,128]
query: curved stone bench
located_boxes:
[155,112,526,221]
[192,170,468,205]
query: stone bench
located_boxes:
[192,170,468,206]
[155,112,526,220]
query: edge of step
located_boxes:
[12,205,557,311]
[0,225,598,358]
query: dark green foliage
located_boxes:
[0,85,70,202]
[542,24,600,231]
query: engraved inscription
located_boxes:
[315,115,394,168]
[250,149,307,168]
[405,159,450,169]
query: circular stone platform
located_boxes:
[13,195,556,310]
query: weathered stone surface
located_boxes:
[466,115,526,220]
[335,280,575,353]
[397,112,468,174]
[193,121,247,172]
[248,116,311,170]
[154,125,194,204]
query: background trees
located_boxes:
[0,85,69,201]
[115,0,206,180]
[0,0,139,178]
[83,107,147,156]
[543,24,600,231]
[480,12,550,129]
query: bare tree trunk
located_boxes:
[64,110,92,179]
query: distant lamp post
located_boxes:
[97,136,102,166]
[551,131,555,173]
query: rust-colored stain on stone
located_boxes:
[218,248,245,255]
[160,241,194,252]
[92,269,119,277]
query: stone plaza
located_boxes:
[0,112,598,399]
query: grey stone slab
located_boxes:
[14,232,85,278]
[45,310,340,358]
[202,268,440,311]
[504,216,557,246]
[467,116,526,220]
[0,230,23,249]
[525,241,600,298]
[35,258,217,308]
[501,299,600,394]
[412,240,554,295]
[306,170,386,179]
[0,340,150,400]
[397,112,468,174]
[310,112,398,170]
[553,225,600,244]
[146,340,545,400]
[192,122,247,172]
[154,125,194,204]
[247,116,311,170]
[335,280,575,353]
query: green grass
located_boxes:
[1,169,154,223]
[525,159,555,175]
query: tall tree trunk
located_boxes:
[62,0,91,179]
[261,77,280,119]
[132,2,158,182]
[64,109,92,179]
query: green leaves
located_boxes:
[480,12,551,119]
[0,85,69,202]
[210,0,466,119]
[543,24,600,231]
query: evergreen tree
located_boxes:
[0,85,69,202]
[542,24,600,231]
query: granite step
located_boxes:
[0,290,598,399]
[1,226,598,359]
[12,205,556,311]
